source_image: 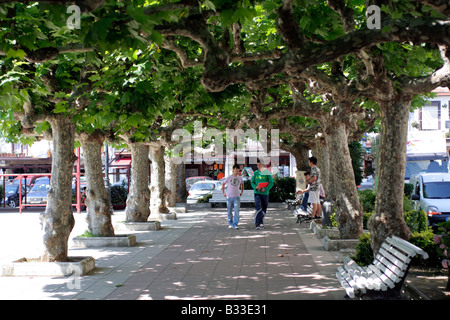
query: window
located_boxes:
[420,101,441,130]
[423,182,450,199]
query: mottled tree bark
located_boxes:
[280,141,310,190]
[311,137,331,197]
[322,122,363,239]
[368,95,412,255]
[176,162,188,203]
[165,155,177,207]
[40,115,77,262]
[125,142,151,222]
[149,144,170,216]
[79,132,114,237]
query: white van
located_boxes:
[410,173,450,228]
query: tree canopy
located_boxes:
[2,0,450,260]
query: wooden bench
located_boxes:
[336,235,429,299]
[209,189,255,204]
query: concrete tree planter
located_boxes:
[152,212,177,220]
[1,256,95,276]
[115,221,161,232]
[310,220,340,239]
[173,204,188,213]
[72,234,136,248]
[337,248,357,263]
[322,235,359,251]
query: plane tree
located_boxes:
[3,0,450,254]
[0,51,88,261]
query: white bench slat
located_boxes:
[377,247,409,276]
[209,190,255,203]
[336,236,429,298]
[366,265,387,291]
[375,257,405,280]
[367,264,395,290]
[379,243,410,268]
[372,259,402,284]
[336,269,356,299]
[386,236,429,259]
[342,257,375,290]
[343,260,369,290]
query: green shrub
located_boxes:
[403,195,415,212]
[330,212,338,228]
[409,229,443,268]
[352,230,442,269]
[270,177,296,202]
[358,189,376,213]
[244,179,252,190]
[404,183,414,197]
[197,193,212,203]
[363,211,373,230]
[404,209,427,233]
[244,177,296,202]
[352,233,373,266]
[111,182,128,206]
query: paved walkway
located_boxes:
[0,206,344,300]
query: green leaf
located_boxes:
[127,114,141,127]
[6,49,27,60]
[53,101,68,113]
[150,30,163,46]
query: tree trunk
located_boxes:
[312,137,331,197]
[280,141,310,190]
[368,95,412,255]
[79,132,115,237]
[176,162,188,203]
[40,115,77,262]
[149,144,170,216]
[125,142,150,222]
[165,155,177,207]
[323,123,363,239]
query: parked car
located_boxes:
[410,172,450,228]
[1,184,30,208]
[187,180,222,203]
[358,176,374,190]
[33,177,50,185]
[26,183,50,204]
[10,176,39,187]
[186,176,213,191]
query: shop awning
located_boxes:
[110,158,131,168]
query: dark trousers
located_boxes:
[300,192,309,211]
[254,193,269,226]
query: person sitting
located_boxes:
[296,171,310,212]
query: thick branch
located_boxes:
[277,0,305,49]
[402,44,450,94]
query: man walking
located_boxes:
[251,161,274,229]
[222,164,244,229]
[307,156,321,219]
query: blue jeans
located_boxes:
[227,197,240,228]
[254,193,269,226]
[301,192,309,211]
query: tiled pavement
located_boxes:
[0,206,344,300]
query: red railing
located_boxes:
[1,148,84,214]
[0,172,85,214]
